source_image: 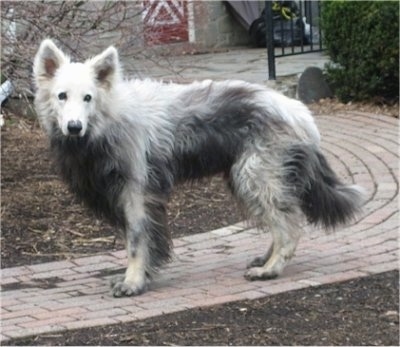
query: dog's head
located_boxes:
[33,39,120,137]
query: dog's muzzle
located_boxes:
[67,120,83,136]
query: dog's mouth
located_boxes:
[66,132,82,138]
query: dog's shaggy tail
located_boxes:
[284,144,364,229]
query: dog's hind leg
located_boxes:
[245,216,300,280]
[231,149,301,280]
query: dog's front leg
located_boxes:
[111,228,149,297]
[111,192,149,297]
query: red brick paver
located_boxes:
[1,112,398,342]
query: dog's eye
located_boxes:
[58,92,67,101]
[83,94,92,102]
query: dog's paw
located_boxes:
[246,255,268,269]
[111,276,147,297]
[110,275,125,288]
[244,267,279,281]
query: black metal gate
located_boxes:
[265,0,324,80]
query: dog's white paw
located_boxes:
[110,276,147,297]
[244,267,279,281]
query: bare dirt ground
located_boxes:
[1,100,399,345]
[10,271,399,346]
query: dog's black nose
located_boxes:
[67,120,83,135]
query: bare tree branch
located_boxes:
[1,1,180,96]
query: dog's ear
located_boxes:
[89,46,120,89]
[33,39,69,84]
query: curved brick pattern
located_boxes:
[1,112,398,342]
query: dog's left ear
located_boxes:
[89,46,120,89]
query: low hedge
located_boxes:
[321,1,399,103]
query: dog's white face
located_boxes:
[33,39,119,137]
[50,63,97,136]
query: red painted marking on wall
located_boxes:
[142,0,189,45]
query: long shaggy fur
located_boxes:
[33,39,364,296]
[283,144,364,229]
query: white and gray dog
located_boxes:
[33,39,363,297]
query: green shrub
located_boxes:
[321,1,399,103]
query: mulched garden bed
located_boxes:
[10,271,399,346]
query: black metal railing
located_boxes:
[265,0,324,80]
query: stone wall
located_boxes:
[191,1,250,48]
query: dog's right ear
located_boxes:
[33,39,69,85]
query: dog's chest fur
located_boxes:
[50,131,129,228]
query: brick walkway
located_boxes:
[1,112,398,342]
